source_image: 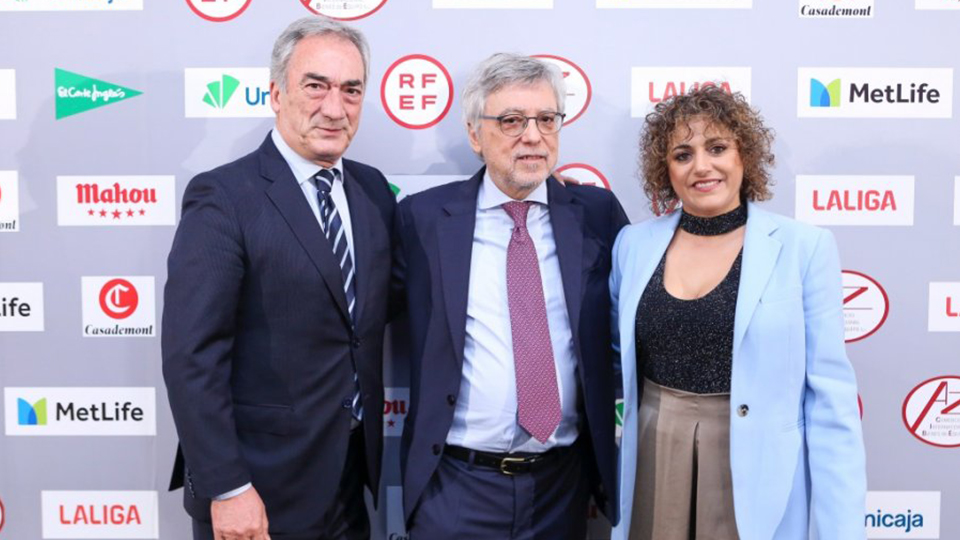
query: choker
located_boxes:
[679,204,747,236]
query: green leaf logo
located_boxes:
[55,69,142,119]
[615,400,624,427]
[203,74,240,109]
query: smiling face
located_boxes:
[468,81,560,200]
[667,117,744,217]
[270,34,365,168]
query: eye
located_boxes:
[672,152,691,162]
[537,114,557,127]
[709,144,728,154]
[500,115,523,127]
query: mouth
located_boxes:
[692,179,722,192]
[515,154,547,163]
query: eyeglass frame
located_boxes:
[478,112,567,136]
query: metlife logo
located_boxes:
[800,0,873,17]
[631,67,751,118]
[42,491,159,539]
[0,69,15,119]
[57,175,176,227]
[795,175,914,226]
[81,277,156,338]
[4,387,156,436]
[865,491,940,538]
[798,68,953,118]
[184,68,272,118]
[0,170,20,232]
[0,0,142,11]
[0,282,44,332]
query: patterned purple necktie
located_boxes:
[502,201,562,444]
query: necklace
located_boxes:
[678,204,747,236]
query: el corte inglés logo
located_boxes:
[55,68,142,119]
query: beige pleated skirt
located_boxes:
[629,378,740,540]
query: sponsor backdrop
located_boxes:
[0,0,957,538]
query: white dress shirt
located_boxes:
[445,173,581,454]
[214,130,356,501]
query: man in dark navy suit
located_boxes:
[162,17,396,540]
[396,53,628,538]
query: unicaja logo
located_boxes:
[204,74,240,109]
[810,78,841,107]
[865,508,925,534]
[18,397,47,425]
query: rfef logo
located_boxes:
[842,271,889,343]
[865,491,941,538]
[185,0,251,22]
[386,175,461,202]
[4,388,156,436]
[0,0,143,10]
[0,69,15,119]
[381,55,453,129]
[55,69,142,120]
[300,0,388,19]
[0,170,20,232]
[800,0,874,18]
[433,0,551,8]
[555,163,611,190]
[57,176,176,227]
[928,282,960,333]
[18,397,47,425]
[184,68,271,118]
[795,175,915,226]
[902,376,960,448]
[82,277,156,337]
[599,0,751,8]
[916,0,960,9]
[0,282,44,332]
[631,67,751,118]
[798,68,953,118]
[42,491,159,539]
[383,387,409,437]
[532,55,591,125]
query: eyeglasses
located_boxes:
[479,112,566,136]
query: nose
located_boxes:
[692,150,712,176]
[519,117,543,144]
[319,88,347,120]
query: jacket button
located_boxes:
[737,404,749,417]
[342,398,352,408]
[446,394,456,406]
[432,443,442,455]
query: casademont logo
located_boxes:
[55,69,141,119]
[204,74,239,109]
[0,170,19,232]
[57,176,176,227]
[82,276,156,337]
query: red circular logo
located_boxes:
[185,0,252,22]
[902,375,960,448]
[532,55,592,126]
[300,0,389,20]
[554,163,610,190]
[841,270,890,343]
[99,279,139,320]
[380,55,454,130]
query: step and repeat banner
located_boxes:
[0,0,958,538]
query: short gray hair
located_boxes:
[461,53,566,131]
[270,17,371,92]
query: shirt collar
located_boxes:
[478,170,549,211]
[271,128,344,187]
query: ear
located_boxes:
[467,122,483,155]
[269,80,282,115]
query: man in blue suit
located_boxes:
[396,53,628,538]
[162,18,397,540]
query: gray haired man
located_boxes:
[163,16,398,540]
[395,53,627,537]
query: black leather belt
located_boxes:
[443,445,569,475]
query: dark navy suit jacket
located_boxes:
[395,168,629,526]
[161,134,397,534]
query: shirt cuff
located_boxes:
[212,482,252,501]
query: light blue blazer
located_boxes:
[610,203,866,540]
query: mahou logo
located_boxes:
[0,69,15,120]
[57,176,176,227]
[82,277,156,338]
[42,491,159,539]
[902,376,960,448]
[0,170,19,232]
[631,67,751,118]
[795,175,915,226]
[383,387,409,437]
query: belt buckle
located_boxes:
[499,456,526,476]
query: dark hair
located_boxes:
[640,85,775,215]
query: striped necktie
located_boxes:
[315,168,362,422]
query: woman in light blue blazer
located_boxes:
[611,87,866,540]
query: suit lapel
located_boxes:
[547,178,584,356]
[437,171,482,369]
[260,137,351,325]
[732,204,782,355]
[620,212,679,343]
[342,165,378,327]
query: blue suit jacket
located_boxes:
[161,135,398,533]
[610,203,866,540]
[396,169,629,525]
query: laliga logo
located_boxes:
[99,279,138,320]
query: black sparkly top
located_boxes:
[635,250,743,394]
